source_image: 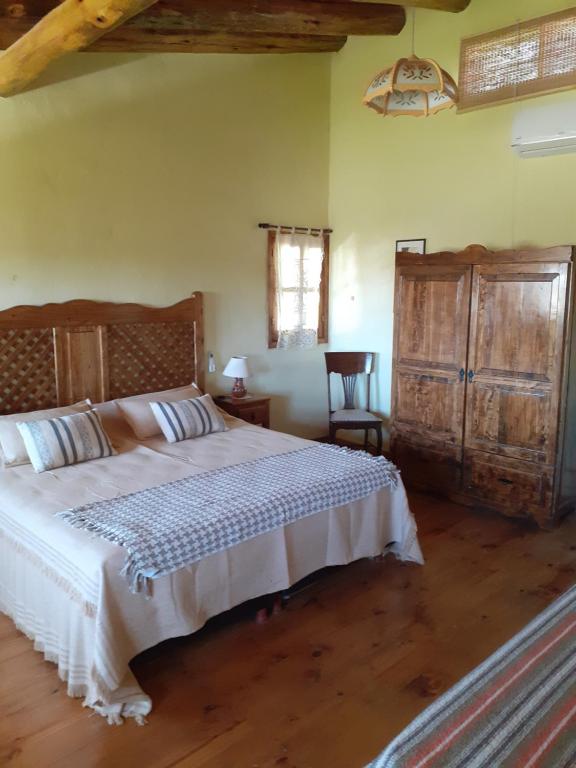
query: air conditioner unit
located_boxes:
[511,102,576,158]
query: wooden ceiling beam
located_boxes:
[134,0,406,37]
[0,21,347,52]
[321,0,470,11]
[88,30,348,53]
[401,0,470,10]
[0,0,160,96]
[0,1,406,50]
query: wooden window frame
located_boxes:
[459,7,576,112]
[267,229,330,349]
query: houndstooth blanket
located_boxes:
[57,444,400,594]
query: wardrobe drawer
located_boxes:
[463,451,553,521]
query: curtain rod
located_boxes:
[258,222,333,234]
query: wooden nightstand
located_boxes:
[215,395,271,428]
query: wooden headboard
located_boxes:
[0,293,204,416]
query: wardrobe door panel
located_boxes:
[395,268,468,371]
[392,265,471,489]
[465,263,568,465]
[393,265,471,445]
[395,371,461,436]
[467,381,554,463]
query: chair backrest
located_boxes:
[324,352,375,412]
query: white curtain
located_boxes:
[274,230,324,350]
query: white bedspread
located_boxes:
[0,406,423,723]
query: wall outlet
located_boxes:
[208,353,216,374]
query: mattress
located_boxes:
[0,405,423,723]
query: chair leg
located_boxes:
[329,424,337,444]
[375,425,383,455]
[364,429,369,449]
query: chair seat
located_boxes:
[330,409,381,424]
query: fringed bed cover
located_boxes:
[367,584,576,768]
[0,423,423,724]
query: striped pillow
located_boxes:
[17,410,116,473]
[0,400,92,469]
[150,394,227,443]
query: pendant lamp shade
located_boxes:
[363,56,458,117]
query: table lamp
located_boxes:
[223,356,250,399]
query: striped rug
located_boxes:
[368,584,576,768]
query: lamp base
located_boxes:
[231,377,247,399]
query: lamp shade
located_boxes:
[223,356,250,379]
[363,56,458,117]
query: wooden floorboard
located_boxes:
[1,494,575,768]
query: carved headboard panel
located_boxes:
[0,293,204,416]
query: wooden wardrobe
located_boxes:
[391,244,576,528]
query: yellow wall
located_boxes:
[329,0,576,439]
[4,0,576,440]
[0,53,331,437]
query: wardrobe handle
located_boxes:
[468,370,475,383]
[459,368,465,382]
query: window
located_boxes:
[267,229,329,350]
[459,8,576,111]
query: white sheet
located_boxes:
[0,408,423,723]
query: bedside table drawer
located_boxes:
[214,396,271,429]
[241,405,268,427]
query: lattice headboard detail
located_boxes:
[0,294,204,415]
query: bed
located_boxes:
[0,294,423,723]
[366,583,576,768]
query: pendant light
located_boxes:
[363,10,458,118]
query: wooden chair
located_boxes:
[325,352,383,454]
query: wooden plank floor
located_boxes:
[1,494,575,768]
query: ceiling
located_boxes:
[0,0,471,96]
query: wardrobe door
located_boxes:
[391,265,472,490]
[464,262,569,520]
[465,262,568,464]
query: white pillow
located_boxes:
[150,394,227,443]
[92,400,129,437]
[115,384,203,440]
[17,409,116,473]
[0,400,92,468]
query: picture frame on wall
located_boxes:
[396,239,426,255]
